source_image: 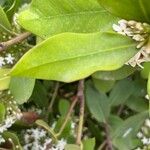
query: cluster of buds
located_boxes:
[113,20,150,68]
[0,91,22,134]
[135,118,150,150]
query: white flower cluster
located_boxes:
[23,127,67,150]
[0,135,5,144]
[135,118,150,150]
[0,100,22,133]
[0,53,15,67]
[113,20,150,68]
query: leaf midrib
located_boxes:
[28,8,108,20]
[14,43,135,74]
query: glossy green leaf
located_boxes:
[9,77,35,104]
[83,138,95,150]
[0,69,11,90]
[0,103,6,123]
[92,65,136,81]
[109,79,134,106]
[11,32,136,82]
[141,62,150,79]
[98,0,150,23]
[0,6,11,31]
[85,81,110,123]
[18,0,118,38]
[65,144,81,150]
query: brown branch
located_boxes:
[0,32,31,52]
[117,104,124,116]
[98,140,107,150]
[56,80,84,137]
[47,82,59,115]
[76,80,85,145]
[104,122,113,150]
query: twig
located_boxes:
[56,80,84,137]
[98,140,107,150]
[0,32,31,52]
[48,82,59,112]
[117,104,124,116]
[56,96,78,137]
[76,80,85,145]
[46,82,59,120]
[104,122,113,150]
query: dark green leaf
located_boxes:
[125,96,148,112]
[109,79,134,106]
[85,81,110,123]
[59,99,70,116]
[112,111,148,138]
[30,81,49,107]
[92,78,115,93]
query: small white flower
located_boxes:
[135,147,142,150]
[141,136,149,145]
[132,34,145,41]
[145,119,150,128]
[5,54,15,64]
[56,139,67,150]
[0,57,5,67]
[112,24,126,35]
[145,94,150,100]
[137,132,143,138]
[0,135,5,144]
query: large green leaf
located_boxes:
[18,0,118,38]
[11,32,136,82]
[0,6,11,31]
[98,0,150,23]
[9,77,35,104]
[148,73,150,97]
[85,81,110,123]
[0,69,11,90]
